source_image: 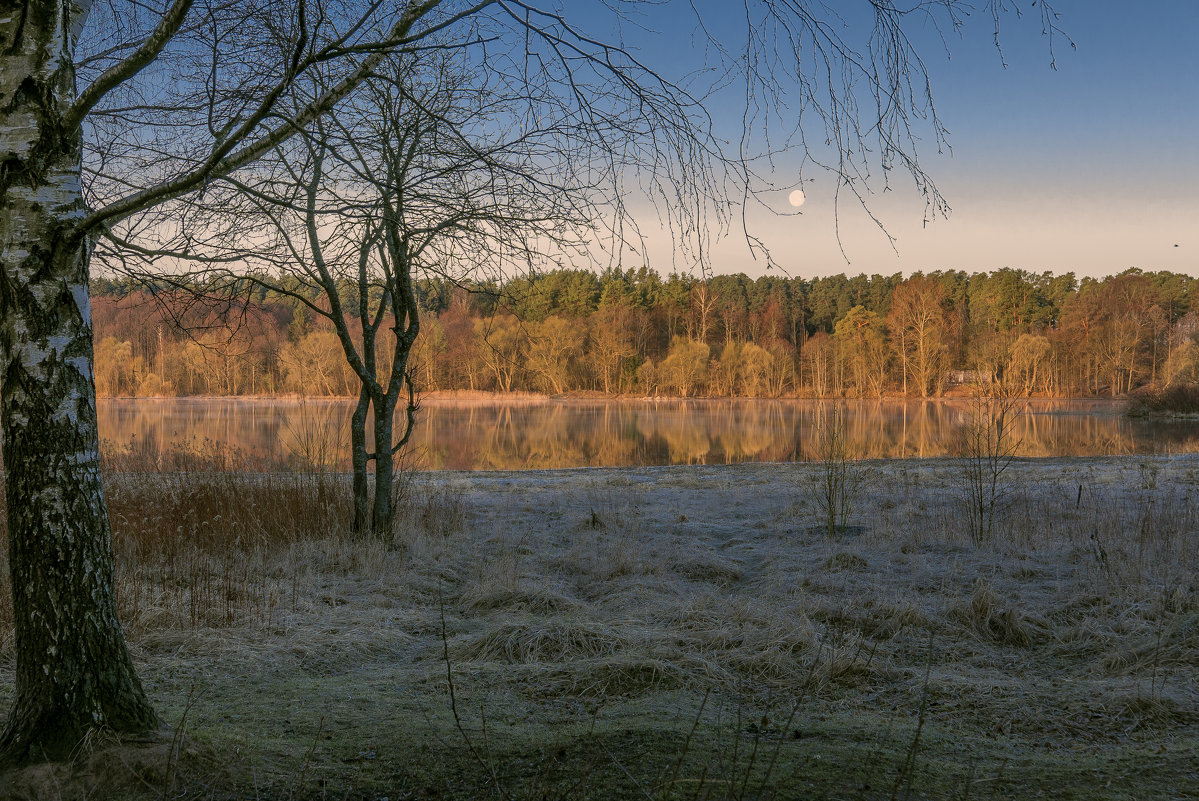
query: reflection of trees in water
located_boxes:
[717,402,793,462]
[651,408,713,464]
[502,405,589,469]
[96,398,1199,470]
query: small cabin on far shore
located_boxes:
[946,370,994,386]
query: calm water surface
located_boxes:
[96,398,1199,471]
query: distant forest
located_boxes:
[90,267,1199,399]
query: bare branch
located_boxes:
[81,0,497,234]
[66,0,196,132]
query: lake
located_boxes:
[96,397,1199,471]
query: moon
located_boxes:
[788,189,806,208]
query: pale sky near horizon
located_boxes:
[582,1,1199,281]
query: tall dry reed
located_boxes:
[0,440,395,654]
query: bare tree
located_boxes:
[202,48,628,536]
[0,0,1064,765]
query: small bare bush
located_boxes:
[955,391,1022,543]
[459,585,580,615]
[805,405,866,538]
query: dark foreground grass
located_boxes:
[2,674,1191,801]
[0,450,1196,800]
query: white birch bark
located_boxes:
[0,0,159,763]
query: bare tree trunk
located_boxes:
[350,388,371,534]
[0,1,159,763]
[371,396,397,536]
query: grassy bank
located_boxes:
[0,452,1196,799]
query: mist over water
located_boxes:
[96,398,1199,471]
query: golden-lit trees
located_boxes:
[90,265,1199,400]
[94,338,137,397]
[740,342,775,397]
[1163,312,1199,385]
[280,331,357,397]
[477,315,528,393]
[526,316,586,394]
[715,341,773,396]
[888,276,950,397]
[590,303,639,394]
[636,359,661,396]
[441,301,485,391]
[1093,276,1156,396]
[660,338,711,397]
[834,306,889,397]
[689,282,719,344]
[188,329,259,397]
[409,315,448,393]
[801,332,838,397]
[710,344,739,395]
[1057,272,1161,396]
[1007,334,1052,396]
[1163,342,1199,386]
[764,342,799,397]
[1058,287,1104,395]
[94,336,175,397]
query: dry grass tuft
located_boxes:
[452,620,628,664]
[459,585,581,615]
[547,654,691,697]
[670,550,744,585]
[823,551,868,572]
[1112,693,1199,731]
[810,597,930,640]
[720,625,878,690]
[1101,612,1199,674]
[555,529,655,583]
[951,578,1046,648]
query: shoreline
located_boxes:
[95,390,1130,404]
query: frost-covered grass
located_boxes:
[0,455,1196,799]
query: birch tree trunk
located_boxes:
[0,0,160,763]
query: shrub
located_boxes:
[1125,383,1199,416]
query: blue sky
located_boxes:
[566,1,1199,279]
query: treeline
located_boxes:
[90,266,1199,399]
